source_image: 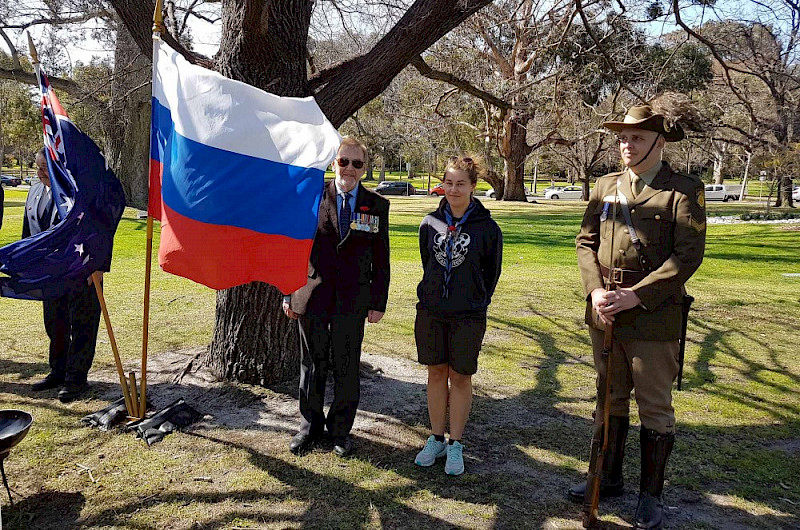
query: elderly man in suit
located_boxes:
[283,136,390,457]
[25,148,102,403]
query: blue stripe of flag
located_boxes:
[151,97,323,241]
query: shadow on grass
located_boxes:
[1,491,85,530]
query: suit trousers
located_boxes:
[43,280,102,384]
[298,312,366,439]
[590,328,680,434]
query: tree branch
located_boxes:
[411,55,511,110]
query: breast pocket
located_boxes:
[637,209,674,249]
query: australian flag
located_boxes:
[0,64,126,300]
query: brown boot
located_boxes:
[568,415,629,501]
[634,428,674,529]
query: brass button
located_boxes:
[623,229,629,234]
[619,249,625,255]
[655,214,661,220]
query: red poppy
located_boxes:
[360,206,369,212]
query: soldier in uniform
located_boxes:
[571,96,706,529]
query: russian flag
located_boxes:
[149,40,341,293]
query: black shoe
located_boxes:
[567,479,625,502]
[289,432,319,455]
[32,373,65,391]
[333,436,353,457]
[634,491,664,529]
[58,381,90,403]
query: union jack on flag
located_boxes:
[0,62,126,300]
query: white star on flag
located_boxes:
[74,243,84,256]
[60,196,74,212]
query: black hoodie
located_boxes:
[417,197,503,315]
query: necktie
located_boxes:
[339,192,351,239]
[630,172,644,198]
[38,187,52,221]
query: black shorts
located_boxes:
[414,306,487,375]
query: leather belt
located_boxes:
[600,265,648,288]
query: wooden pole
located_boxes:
[129,372,140,419]
[140,215,154,418]
[139,0,164,420]
[91,272,135,416]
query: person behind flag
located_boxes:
[412,156,503,476]
[26,149,103,403]
[283,136,390,457]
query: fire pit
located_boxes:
[0,409,33,505]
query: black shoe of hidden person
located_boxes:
[289,432,319,455]
[333,436,353,457]
[32,373,65,391]
[58,381,90,403]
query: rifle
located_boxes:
[582,181,619,528]
[677,294,694,390]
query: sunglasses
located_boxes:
[449,156,474,165]
[337,157,365,169]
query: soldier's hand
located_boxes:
[282,301,298,320]
[591,288,614,325]
[367,310,384,323]
[597,288,641,322]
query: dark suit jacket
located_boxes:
[292,180,390,316]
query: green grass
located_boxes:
[1,189,799,528]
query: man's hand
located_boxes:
[592,287,641,324]
[367,310,384,323]
[282,300,299,320]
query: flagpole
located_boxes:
[27,33,138,417]
[91,272,136,417]
[139,0,165,420]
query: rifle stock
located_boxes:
[583,276,616,528]
[584,183,619,527]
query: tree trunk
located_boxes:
[205,283,299,384]
[364,157,374,180]
[110,22,152,209]
[501,112,531,201]
[711,139,727,184]
[207,0,315,385]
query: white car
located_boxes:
[793,186,800,201]
[545,185,583,200]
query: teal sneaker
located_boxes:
[414,435,447,467]
[445,441,465,475]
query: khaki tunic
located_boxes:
[576,163,706,432]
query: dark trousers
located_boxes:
[298,312,366,439]
[42,280,102,384]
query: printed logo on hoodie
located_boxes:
[433,231,471,268]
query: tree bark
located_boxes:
[109,22,152,209]
[501,112,532,201]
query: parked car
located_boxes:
[375,181,415,196]
[429,183,445,196]
[485,187,533,199]
[704,184,743,201]
[0,175,21,187]
[792,186,800,201]
[545,185,583,200]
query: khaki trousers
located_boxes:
[590,328,680,434]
